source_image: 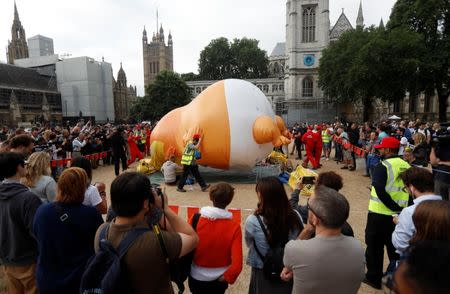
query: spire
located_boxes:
[356,0,364,27]
[156,9,159,36]
[379,18,385,29]
[159,24,165,42]
[168,30,173,46]
[142,25,147,43]
[14,1,19,21]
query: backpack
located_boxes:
[253,215,288,282]
[79,224,149,294]
[157,213,201,294]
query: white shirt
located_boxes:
[392,194,442,254]
[72,138,86,152]
[82,185,103,207]
[161,161,179,183]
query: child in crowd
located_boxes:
[189,183,243,294]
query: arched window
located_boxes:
[263,85,269,93]
[302,6,316,43]
[272,84,278,92]
[302,77,313,97]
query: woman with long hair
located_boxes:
[70,156,107,214]
[22,151,57,203]
[33,167,103,294]
[411,200,450,244]
[245,176,303,294]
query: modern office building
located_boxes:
[56,56,115,122]
[28,35,55,57]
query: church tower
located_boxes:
[7,1,29,64]
[285,0,333,122]
[142,12,174,87]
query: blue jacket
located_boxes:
[245,214,301,269]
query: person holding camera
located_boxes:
[430,125,450,200]
[95,172,199,293]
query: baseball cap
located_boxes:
[193,134,201,139]
[374,137,400,149]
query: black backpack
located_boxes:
[79,224,148,294]
[253,215,288,282]
[157,213,201,294]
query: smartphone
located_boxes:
[302,176,315,185]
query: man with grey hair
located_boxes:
[281,186,365,294]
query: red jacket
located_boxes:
[190,213,243,284]
[302,130,317,148]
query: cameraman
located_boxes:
[430,126,450,200]
[97,172,198,293]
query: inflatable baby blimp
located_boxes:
[150,79,291,170]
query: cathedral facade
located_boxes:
[142,20,173,87]
[113,63,137,122]
[6,2,29,64]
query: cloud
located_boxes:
[1,0,396,96]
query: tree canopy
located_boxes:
[130,70,191,121]
[198,37,269,80]
[319,0,449,121]
[388,0,450,122]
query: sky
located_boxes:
[0,0,397,96]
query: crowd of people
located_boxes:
[286,119,450,200]
[0,118,449,294]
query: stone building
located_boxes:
[113,63,137,122]
[6,2,29,64]
[0,63,62,126]
[142,16,173,87]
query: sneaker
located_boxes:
[363,174,370,177]
[177,188,187,192]
[362,278,381,290]
[349,167,356,171]
[341,166,348,170]
[201,184,211,192]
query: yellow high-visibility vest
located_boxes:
[369,157,410,215]
[322,130,331,143]
[181,142,195,166]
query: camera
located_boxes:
[151,183,163,197]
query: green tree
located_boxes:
[319,26,425,122]
[198,37,234,80]
[319,28,374,121]
[388,0,450,122]
[130,70,191,121]
[198,37,269,80]
[231,38,269,79]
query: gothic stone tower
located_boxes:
[7,1,29,64]
[285,0,334,123]
[142,16,173,87]
[113,63,137,122]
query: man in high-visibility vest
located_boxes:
[363,137,411,290]
[321,123,333,160]
[177,134,210,193]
